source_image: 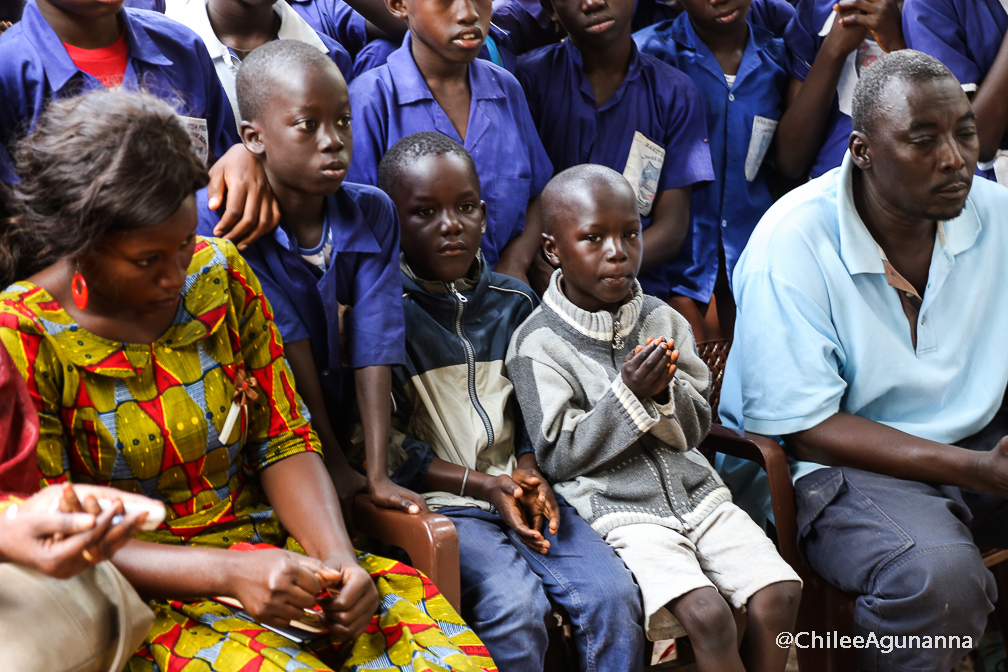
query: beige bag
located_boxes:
[0,560,154,672]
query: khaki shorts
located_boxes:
[605,501,801,640]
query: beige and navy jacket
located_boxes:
[389,255,539,511]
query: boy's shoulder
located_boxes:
[469,55,527,100]
[516,41,566,76]
[336,181,397,233]
[121,6,211,52]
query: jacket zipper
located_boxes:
[448,284,495,449]
[641,443,691,530]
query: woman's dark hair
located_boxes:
[0,90,209,286]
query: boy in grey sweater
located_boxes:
[506,165,801,672]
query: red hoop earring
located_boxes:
[70,272,89,310]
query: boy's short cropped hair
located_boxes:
[236,40,337,123]
[377,131,479,199]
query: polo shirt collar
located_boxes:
[563,39,643,111]
[835,150,982,276]
[21,0,171,95]
[388,32,507,106]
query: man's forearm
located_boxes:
[785,412,982,490]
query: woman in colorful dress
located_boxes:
[0,89,496,672]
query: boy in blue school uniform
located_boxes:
[903,0,1008,184]
[346,0,553,292]
[515,0,714,302]
[0,0,278,247]
[633,0,791,337]
[378,131,645,672]
[778,0,905,178]
[165,0,353,133]
[195,40,414,512]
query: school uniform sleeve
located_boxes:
[351,37,399,77]
[783,0,820,81]
[750,0,795,40]
[346,71,389,186]
[290,0,368,57]
[656,67,714,191]
[345,191,406,368]
[513,81,553,199]
[318,30,354,84]
[902,0,982,91]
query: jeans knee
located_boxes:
[872,544,995,634]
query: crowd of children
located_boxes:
[0,0,1005,669]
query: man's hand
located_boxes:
[974,437,1008,499]
[206,144,281,249]
[480,474,551,554]
[511,468,559,538]
[317,558,379,641]
[832,0,905,53]
[622,339,678,401]
[367,476,428,514]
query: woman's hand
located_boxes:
[0,484,147,578]
[229,548,334,630]
[317,557,379,641]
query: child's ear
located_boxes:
[542,233,561,267]
[386,0,408,21]
[480,200,487,234]
[849,132,871,172]
[240,120,266,157]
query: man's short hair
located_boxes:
[377,132,479,197]
[541,164,633,235]
[852,49,959,136]
[236,40,338,123]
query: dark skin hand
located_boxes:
[284,340,367,523]
[423,453,559,553]
[969,31,1008,162]
[358,365,429,514]
[640,188,691,273]
[495,193,545,287]
[775,0,905,179]
[206,144,282,250]
[113,453,378,639]
[622,339,678,404]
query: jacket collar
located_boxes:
[400,250,486,299]
[542,269,643,343]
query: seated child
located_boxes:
[0,0,278,247]
[903,0,1008,183]
[506,164,802,672]
[194,40,422,513]
[165,0,353,131]
[376,131,645,672]
[346,0,553,290]
[516,0,714,303]
[778,0,905,178]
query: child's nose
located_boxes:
[440,211,464,234]
[454,0,479,23]
[604,236,628,260]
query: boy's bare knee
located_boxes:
[746,580,802,629]
[672,587,737,650]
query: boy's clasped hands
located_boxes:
[471,455,561,555]
[623,336,680,404]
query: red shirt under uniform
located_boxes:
[62,32,128,88]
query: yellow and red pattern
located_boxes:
[0,238,496,672]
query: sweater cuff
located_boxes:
[651,379,676,418]
[611,376,660,433]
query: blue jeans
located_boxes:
[439,501,644,672]
[795,466,1008,672]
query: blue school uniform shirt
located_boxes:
[289,0,368,57]
[785,0,850,178]
[516,40,713,299]
[194,182,406,409]
[635,11,790,302]
[0,0,238,183]
[903,0,1008,176]
[348,34,552,268]
[491,0,558,55]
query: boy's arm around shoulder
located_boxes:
[505,312,681,483]
[641,299,712,451]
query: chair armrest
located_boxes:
[702,425,801,568]
[351,492,462,613]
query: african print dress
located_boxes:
[0,237,496,672]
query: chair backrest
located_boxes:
[696,339,731,421]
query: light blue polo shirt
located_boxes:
[718,152,1008,521]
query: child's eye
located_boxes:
[625,230,640,239]
[459,203,475,213]
[295,119,318,131]
[133,256,158,268]
[181,233,196,248]
[336,115,352,128]
[585,234,601,243]
[417,207,435,217]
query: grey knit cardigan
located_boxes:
[506,271,731,537]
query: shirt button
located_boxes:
[728,93,735,102]
[905,292,913,298]
[921,316,926,325]
[721,220,728,228]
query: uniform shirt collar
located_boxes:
[563,38,643,110]
[671,11,773,89]
[271,189,381,256]
[835,151,982,276]
[388,33,508,106]
[21,0,172,95]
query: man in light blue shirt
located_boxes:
[720,50,1008,672]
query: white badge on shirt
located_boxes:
[745,116,779,182]
[1001,0,1008,16]
[179,115,209,166]
[622,131,666,217]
